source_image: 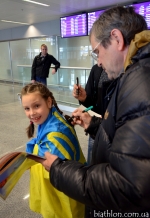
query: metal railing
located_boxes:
[17,65,91,106]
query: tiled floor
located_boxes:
[0,83,88,218]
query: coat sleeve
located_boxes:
[50,113,150,212]
[50,157,121,210]
[31,57,37,80]
[51,56,60,72]
[79,66,95,107]
[79,65,102,112]
[84,115,102,138]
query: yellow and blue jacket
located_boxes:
[26,106,85,163]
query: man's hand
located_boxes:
[42,152,58,172]
[72,109,92,129]
[72,84,87,102]
[31,80,35,83]
[52,69,56,74]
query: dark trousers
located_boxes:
[36,76,47,86]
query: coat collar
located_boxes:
[124,30,150,70]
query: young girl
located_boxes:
[21,82,85,218]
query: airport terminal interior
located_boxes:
[0,23,92,218]
[0,0,149,217]
[0,82,88,217]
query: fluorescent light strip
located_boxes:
[23,0,50,6]
[1,20,29,25]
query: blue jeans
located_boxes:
[87,136,94,164]
[36,76,47,86]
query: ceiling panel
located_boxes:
[0,0,145,30]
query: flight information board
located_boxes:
[130,1,150,29]
[88,10,104,33]
[60,13,87,38]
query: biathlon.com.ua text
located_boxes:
[93,210,149,217]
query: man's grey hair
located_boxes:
[90,6,148,48]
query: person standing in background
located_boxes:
[31,44,60,86]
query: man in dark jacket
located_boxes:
[73,65,111,164]
[31,44,60,86]
[39,6,150,217]
[73,65,112,217]
[73,65,110,116]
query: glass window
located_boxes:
[10,39,31,84]
[58,36,93,68]
[0,42,11,82]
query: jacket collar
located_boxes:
[39,52,48,57]
[124,30,150,70]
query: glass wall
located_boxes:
[10,39,31,84]
[0,42,12,82]
[55,36,92,105]
[58,36,92,68]
[58,36,92,86]
[0,36,93,106]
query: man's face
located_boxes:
[41,46,48,56]
[90,33,124,80]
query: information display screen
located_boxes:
[60,13,87,38]
[129,1,150,29]
[88,10,104,33]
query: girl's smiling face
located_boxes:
[22,91,52,125]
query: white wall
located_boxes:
[0,19,60,41]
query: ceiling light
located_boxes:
[1,20,29,25]
[23,0,50,6]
